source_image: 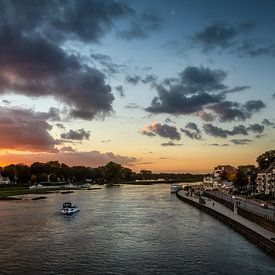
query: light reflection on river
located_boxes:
[0,184,274,274]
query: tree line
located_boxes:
[0,160,204,185]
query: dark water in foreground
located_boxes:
[0,184,274,274]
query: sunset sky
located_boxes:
[0,0,274,173]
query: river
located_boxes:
[0,184,274,274]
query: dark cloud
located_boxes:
[91,53,127,75]
[238,40,275,57]
[115,85,125,97]
[125,75,142,85]
[244,100,266,113]
[118,11,162,40]
[181,122,202,140]
[231,139,251,145]
[101,140,111,143]
[208,143,229,147]
[60,146,76,152]
[0,107,58,152]
[2,99,10,104]
[61,129,90,140]
[272,92,275,99]
[262,119,274,126]
[142,123,181,140]
[125,74,157,85]
[165,118,175,123]
[192,21,255,51]
[0,0,134,43]
[146,89,220,115]
[0,24,114,120]
[203,123,266,138]
[247,123,265,133]
[192,22,238,50]
[161,141,182,147]
[179,66,227,92]
[56,123,66,130]
[203,123,228,138]
[0,1,161,121]
[125,103,140,109]
[197,111,215,122]
[207,99,265,122]
[220,86,250,95]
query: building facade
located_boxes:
[256,162,275,195]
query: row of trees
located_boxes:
[0,161,132,185]
[0,160,204,185]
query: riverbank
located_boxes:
[176,190,275,257]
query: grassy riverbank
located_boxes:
[0,187,60,199]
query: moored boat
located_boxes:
[61,202,80,215]
[170,184,182,193]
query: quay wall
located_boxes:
[176,192,275,258]
[237,207,275,233]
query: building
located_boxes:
[256,162,275,195]
[203,165,236,190]
[0,175,10,185]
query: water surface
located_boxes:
[0,184,274,274]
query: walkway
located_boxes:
[177,190,275,241]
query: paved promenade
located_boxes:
[177,190,275,241]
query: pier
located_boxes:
[176,190,275,257]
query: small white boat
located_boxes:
[61,202,80,215]
[170,184,182,193]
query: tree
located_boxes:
[256,150,275,170]
[233,170,248,188]
[104,162,123,183]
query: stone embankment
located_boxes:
[176,190,275,257]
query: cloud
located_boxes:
[161,141,182,146]
[231,139,251,145]
[208,143,229,147]
[192,22,238,50]
[91,53,127,75]
[262,119,274,126]
[247,123,265,133]
[56,123,66,130]
[272,92,275,99]
[181,122,202,140]
[203,123,265,138]
[197,111,215,122]
[117,11,162,40]
[0,150,139,167]
[207,100,265,122]
[125,103,140,109]
[146,89,220,115]
[0,1,161,121]
[60,146,76,152]
[0,107,58,152]
[192,21,255,51]
[125,74,157,85]
[115,85,125,97]
[179,66,227,92]
[237,40,275,57]
[61,129,90,140]
[142,122,181,140]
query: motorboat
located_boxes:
[170,183,182,193]
[61,202,80,215]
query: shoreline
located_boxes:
[176,190,275,258]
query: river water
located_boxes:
[0,184,274,274]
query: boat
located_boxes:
[61,202,80,215]
[170,183,182,193]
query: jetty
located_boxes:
[176,190,275,257]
